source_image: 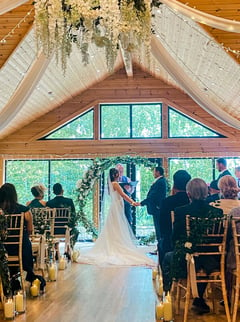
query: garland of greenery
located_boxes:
[75,155,157,238]
[0,213,12,297]
[171,209,224,280]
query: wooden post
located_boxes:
[0,158,4,186]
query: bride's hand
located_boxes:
[132,202,140,207]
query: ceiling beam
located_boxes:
[119,42,133,77]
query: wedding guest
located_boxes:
[26,184,47,208]
[216,158,232,185]
[234,166,240,188]
[162,178,223,315]
[158,170,191,267]
[140,166,167,254]
[214,175,240,214]
[46,183,75,214]
[205,180,220,203]
[0,183,46,291]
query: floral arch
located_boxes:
[73,156,157,240]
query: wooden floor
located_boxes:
[0,256,234,321]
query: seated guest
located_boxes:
[46,183,75,260]
[214,175,240,214]
[0,183,46,291]
[205,180,220,203]
[234,166,240,188]
[46,183,75,214]
[158,170,191,267]
[162,178,223,315]
[26,184,47,208]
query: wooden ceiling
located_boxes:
[0,1,239,69]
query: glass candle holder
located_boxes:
[155,300,164,321]
[4,297,15,320]
[15,290,26,314]
[48,262,57,281]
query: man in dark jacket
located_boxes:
[158,170,191,267]
[140,167,167,252]
[46,183,75,214]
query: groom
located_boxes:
[140,166,167,253]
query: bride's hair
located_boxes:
[109,168,119,182]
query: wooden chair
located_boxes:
[31,207,56,271]
[174,215,230,322]
[53,207,72,259]
[230,218,240,322]
[3,213,25,292]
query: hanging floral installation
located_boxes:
[75,155,157,238]
[34,0,162,71]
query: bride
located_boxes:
[78,168,155,267]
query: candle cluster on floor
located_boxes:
[152,267,173,321]
[3,290,26,320]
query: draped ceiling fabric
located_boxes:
[161,0,240,33]
[0,0,29,15]
[0,3,240,138]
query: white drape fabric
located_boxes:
[0,50,50,131]
[0,0,29,15]
[151,35,240,130]
[78,180,155,267]
[160,0,240,33]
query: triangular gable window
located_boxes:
[42,109,94,140]
[168,107,224,138]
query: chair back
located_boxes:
[186,215,227,256]
[53,207,71,238]
[3,213,24,263]
[231,219,240,270]
[31,207,56,236]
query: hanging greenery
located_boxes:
[75,155,157,238]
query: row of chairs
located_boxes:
[1,207,71,295]
[172,215,240,322]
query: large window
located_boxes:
[168,107,223,138]
[169,158,214,185]
[43,109,94,139]
[100,103,162,139]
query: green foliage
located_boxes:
[169,108,219,137]
[46,109,94,139]
[138,231,156,245]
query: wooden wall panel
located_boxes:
[1,66,240,159]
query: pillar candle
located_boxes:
[32,278,41,291]
[30,284,39,297]
[4,298,14,319]
[48,263,57,281]
[155,302,164,320]
[15,291,24,313]
[72,250,80,262]
[152,268,158,280]
[58,257,66,270]
[163,299,173,321]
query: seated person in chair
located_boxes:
[162,178,223,315]
[26,184,47,208]
[46,183,75,260]
[0,183,46,292]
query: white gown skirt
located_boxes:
[78,190,155,267]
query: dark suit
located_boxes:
[46,195,75,214]
[141,176,167,242]
[158,191,189,266]
[216,169,232,184]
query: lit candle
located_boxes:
[48,263,57,281]
[58,257,66,270]
[155,301,164,320]
[32,278,41,290]
[72,250,80,262]
[15,291,24,313]
[163,299,173,321]
[157,276,163,297]
[4,298,14,319]
[30,284,39,297]
[166,291,172,303]
[152,268,158,280]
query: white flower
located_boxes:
[76,179,82,188]
[184,242,192,249]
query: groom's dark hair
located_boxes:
[155,166,164,176]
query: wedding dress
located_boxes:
[78,179,155,267]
